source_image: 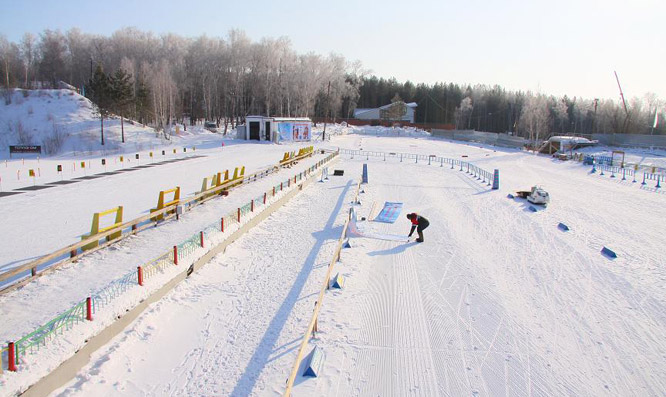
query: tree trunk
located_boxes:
[100,115,105,145]
[121,115,125,143]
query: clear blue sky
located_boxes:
[1,0,664,101]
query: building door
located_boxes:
[249,122,260,140]
[265,122,271,141]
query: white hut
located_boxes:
[240,116,312,143]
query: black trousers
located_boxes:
[416,221,429,241]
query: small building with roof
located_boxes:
[240,116,312,143]
[353,101,418,123]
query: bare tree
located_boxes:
[518,93,551,145]
[19,33,36,88]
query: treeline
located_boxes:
[359,77,664,138]
[1,28,662,142]
[0,28,364,133]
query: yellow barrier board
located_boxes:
[81,206,124,251]
[150,187,181,221]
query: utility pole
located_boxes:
[322,81,330,141]
[593,98,598,133]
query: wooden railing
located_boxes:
[283,178,361,396]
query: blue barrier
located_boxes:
[557,222,570,231]
[601,247,618,258]
[362,163,368,184]
[329,273,345,289]
[303,346,325,377]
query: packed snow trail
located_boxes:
[292,148,665,396]
[53,162,357,396]
[0,140,315,272]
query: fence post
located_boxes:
[251,199,254,212]
[173,246,178,265]
[237,208,241,222]
[8,342,16,372]
[273,186,276,196]
[221,218,225,233]
[263,192,267,204]
[642,173,646,185]
[31,267,36,277]
[86,297,93,321]
[657,177,661,189]
[200,231,205,247]
[137,266,143,286]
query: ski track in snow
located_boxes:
[3,130,665,397]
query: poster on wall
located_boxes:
[278,123,293,142]
[278,122,312,142]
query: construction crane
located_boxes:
[614,71,630,133]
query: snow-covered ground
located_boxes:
[1,126,665,396]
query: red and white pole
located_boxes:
[237,208,241,222]
[137,266,143,286]
[86,297,93,321]
[173,246,178,265]
[221,217,225,233]
[263,192,267,204]
[8,342,16,372]
[200,231,204,247]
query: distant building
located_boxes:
[353,102,418,123]
[239,116,312,143]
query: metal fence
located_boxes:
[337,148,497,187]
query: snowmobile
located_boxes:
[515,186,550,205]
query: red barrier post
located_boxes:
[86,297,93,321]
[137,266,143,286]
[251,200,254,212]
[263,192,267,204]
[237,208,241,222]
[8,342,16,372]
[281,182,283,191]
[173,245,178,265]
[200,231,204,247]
[221,217,225,233]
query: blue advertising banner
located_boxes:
[374,202,403,223]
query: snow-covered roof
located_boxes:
[246,116,311,122]
[378,102,418,110]
[272,117,311,122]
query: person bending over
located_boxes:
[406,213,430,242]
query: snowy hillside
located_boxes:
[0,89,197,159]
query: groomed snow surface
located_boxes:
[1,127,665,396]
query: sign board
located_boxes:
[277,122,311,142]
[374,202,403,223]
[9,145,41,158]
